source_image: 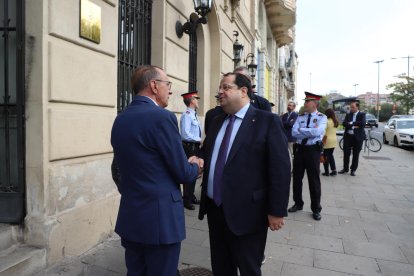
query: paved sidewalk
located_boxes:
[38,143,414,276]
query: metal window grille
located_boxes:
[188,30,197,92]
[117,0,152,112]
[1,0,25,223]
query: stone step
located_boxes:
[0,224,14,252]
[0,244,46,276]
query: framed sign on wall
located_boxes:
[80,0,101,44]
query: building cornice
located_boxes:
[263,0,296,46]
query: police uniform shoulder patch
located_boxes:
[186,111,190,114]
[317,112,324,116]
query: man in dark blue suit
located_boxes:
[281,101,298,163]
[339,101,366,176]
[198,73,291,276]
[111,65,203,276]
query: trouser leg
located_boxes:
[305,148,322,213]
[292,146,305,207]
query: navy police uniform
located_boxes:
[180,92,202,209]
[290,92,327,220]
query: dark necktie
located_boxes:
[213,115,236,206]
[301,113,312,145]
[195,112,201,137]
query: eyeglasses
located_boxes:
[218,84,237,92]
[153,79,172,89]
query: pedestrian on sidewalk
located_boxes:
[338,101,366,176]
[289,92,327,221]
[198,72,291,276]
[111,65,203,276]
[321,108,339,176]
[180,91,202,210]
[280,101,298,166]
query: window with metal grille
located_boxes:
[188,30,197,92]
[117,0,152,112]
[1,0,25,223]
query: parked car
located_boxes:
[383,118,414,147]
[365,113,378,128]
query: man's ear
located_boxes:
[150,80,158,95]
[240,86,248,97]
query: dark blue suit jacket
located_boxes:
[281,111,298,142]
[111,96,198,245]
[343,111,367,142]
[198,105,291,236]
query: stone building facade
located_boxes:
[0,0,296,273]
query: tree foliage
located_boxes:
[386,76,414,114]
[367,103,405,122]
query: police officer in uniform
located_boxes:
[288,92,327,221]
[180,91,202,210]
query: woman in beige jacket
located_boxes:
[322,108,339,176]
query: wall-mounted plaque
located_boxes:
[80,0,101,44]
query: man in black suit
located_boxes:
[339,101,366,176]
[198,73,291,276]
[280,101,298,163]
[204,95,223,136]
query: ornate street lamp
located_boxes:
[245,53,258,79]
[176,0,212,38]
[232,31,244,68]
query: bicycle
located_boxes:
[338,127,382,153]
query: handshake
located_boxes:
[188,156,204,177]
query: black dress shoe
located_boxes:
[313,212,322,221]
[322,172,330,176]
[184,202,195,210]
[330,171,337,176]
[288,204,303,212]
[350,171,356,176]
[338,169,348,174]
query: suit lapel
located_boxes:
[226,106,256,165]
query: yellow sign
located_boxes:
[80,0,101,44]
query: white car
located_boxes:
[383,118,414,147]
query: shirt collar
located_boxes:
[143,96,159,106]
[186,107,195,114]
[306,110,318,116]
[234,103,250,120]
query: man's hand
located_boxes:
[268,215,285,231]
[188,156,204,176]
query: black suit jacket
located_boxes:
[280,111,298,142]
[250,93,272,112]
[198,105,291,236]
[204,106,224,135]
[343,111,367,142]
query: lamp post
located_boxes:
[373,60,384,120]
[353,83,359,96]
[391,55,413,81]
[232,31,244,69]
[176,0,212,38]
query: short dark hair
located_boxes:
[223,72,253,95]
[131,65,162,95]
[351,101,360,108]
[233,66,252,82]
[183,98,192,107]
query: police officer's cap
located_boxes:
[181,91,200,99]
[304,91,322,101]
